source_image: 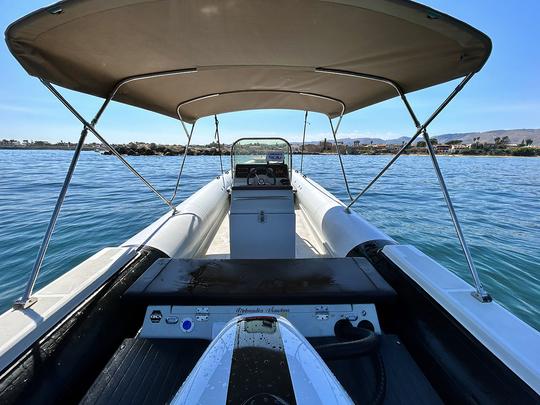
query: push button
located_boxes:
[166,316,179,324]
[181,318,194,332]
[149,310,162,323]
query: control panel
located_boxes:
[235,163,289,179]
[139,304,381,339]
[233,163,291,188]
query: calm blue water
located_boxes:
[0,150,538,330]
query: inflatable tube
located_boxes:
[291,171,394,257]
[121,172,232,258]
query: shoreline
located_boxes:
[1,147,537,158]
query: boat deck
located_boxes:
[202,206,328,259]
[80,335,441,404]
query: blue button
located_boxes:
[181,318,194,332]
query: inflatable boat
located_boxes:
[1,0,539,403]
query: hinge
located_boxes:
[195,307,209,321]
[315,305,329,320]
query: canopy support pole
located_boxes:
[40,80,175,210]
[214,115,226,188]
[170,121,196,205]
[421,129,491,302]
[346,73,474,211]
[13,126,89,309]
[341,72,490,302]
[14,78,185,309]
[300,111,308,173]
[328,113,352,200]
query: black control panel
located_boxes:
[235,163,289,179]
[233,163,291,189]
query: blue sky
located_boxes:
[1,1,539,145]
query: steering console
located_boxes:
[247,166,277,186]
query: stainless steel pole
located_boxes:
[14,73,202,308]
[13,127,88,309]
[94,68,197,124]
[300,111,308,173]
[317,69,490,301]
[171,121,196,203]
[214,115,226,189]
[422,130,491,302]
[329,115,353,200]
[40,80,175,210]
[344,130,423,212]
[346,73,474,211]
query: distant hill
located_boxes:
[432,129,540,146]
[336,129,540,146]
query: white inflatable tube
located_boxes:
[291,171,394,257]
[122,172,232,258]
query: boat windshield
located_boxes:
[231,138,292,177]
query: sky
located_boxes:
[0,1,539,145]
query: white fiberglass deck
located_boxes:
[202,207,328,259]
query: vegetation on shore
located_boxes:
[0,139,228,156]
[307,136,539,157]
[1,137,538,157]
[109,142,229,156]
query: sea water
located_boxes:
[0,150,538,330]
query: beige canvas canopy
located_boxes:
[6,0,491,123]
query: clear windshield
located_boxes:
[231,138,292,176]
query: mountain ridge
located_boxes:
[334,129,540,146]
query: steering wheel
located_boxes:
[247,167,277,186]
[241,393,289,405]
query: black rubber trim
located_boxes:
[346,239,397,265]
[0,246,168,405]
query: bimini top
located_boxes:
[6,0,491,123]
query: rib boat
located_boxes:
[1,1,539,404]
